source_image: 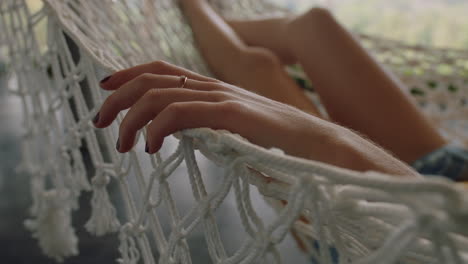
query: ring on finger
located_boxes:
[179,75,188,88]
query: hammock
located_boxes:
[1,0,468,263]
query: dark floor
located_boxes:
[0,67,307,264]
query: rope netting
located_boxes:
[1,0,468,263]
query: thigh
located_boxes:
[285,8,447,163]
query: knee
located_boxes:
[303,7,334,22]
[289,7,335,30]
[239,47,282,76]
[285,7,336,47]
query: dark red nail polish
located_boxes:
[116,138,120,151]
[100,75,112,84]
[145,143,149,153]
[93,112,100,124]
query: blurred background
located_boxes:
[273,0,468,49]
[22,0,468,50]
[0,0,466,264]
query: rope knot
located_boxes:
[85,171,120,236]
[417,211,448,232]
[118,223,141,264]
[269,147,285,156]
[122,223,136,235]
[92,173,110,187]
[202,132,227,153]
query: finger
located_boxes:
[146,101,248,153]
[117,89,232,152]
[94,74,223,128]
[100,60,218,90]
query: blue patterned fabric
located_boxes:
[412,145,468,181]
[309,241,339,264]
[290,68,468,182]
[309,146,468,264]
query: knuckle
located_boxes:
[136,73,156,84]
[165,102,187,117]
[211,91,232,102]
[221,100,244,113]
[104,93,119,109]
[142,88,161,102]
[216,100,247,121]
[150,60,169,70]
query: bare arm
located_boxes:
[180,0,248,82]
[95,61,421,178]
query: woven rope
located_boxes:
[1,0,468,263]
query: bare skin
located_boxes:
[94,61,419,178]
[180,0,447,164]
[90,1,429,179]
[178,0,322,117]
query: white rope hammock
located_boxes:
[1,0,468,263]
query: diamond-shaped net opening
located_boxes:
[1,0,468,263]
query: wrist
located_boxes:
[306,125,420,178]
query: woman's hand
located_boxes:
[94,61,419,177]
[94,60,329,156]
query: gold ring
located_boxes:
[179,75,188,88]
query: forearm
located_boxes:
[180,0,247,80]
[306,124,421,178]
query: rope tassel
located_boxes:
[24,189,78,262]
[117,223,141,264]
[85,173,120,236]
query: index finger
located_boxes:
[100,60,218,90]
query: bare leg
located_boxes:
[179,0,321,116]
[229,8,447,163]
[227,17,296,64]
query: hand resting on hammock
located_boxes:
[93,60,420,178]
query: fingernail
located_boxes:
[100,75,112,84]
[93,112,100,124]
[116,138,120,152]
[145,143,149,153]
